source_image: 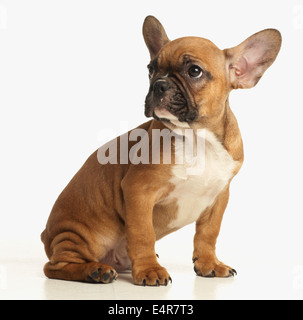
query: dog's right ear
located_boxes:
[143,16,170,59]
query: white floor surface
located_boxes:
[0,237,303,300]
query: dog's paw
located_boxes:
[193,257,237,278]
[133,264,172,286]
[86,264,118,284]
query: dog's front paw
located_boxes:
[193,257,237,278]
[133,264,172,286]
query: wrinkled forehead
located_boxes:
[156,37,226,76]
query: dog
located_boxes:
[41,16,281,286]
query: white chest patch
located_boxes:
[167,129,237,230]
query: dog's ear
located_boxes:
[224,29,282,89]
[143,16,170,59]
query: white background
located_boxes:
[1,0,303,300]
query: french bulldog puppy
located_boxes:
[41,16,281,286]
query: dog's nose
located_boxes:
[153,80,170,96]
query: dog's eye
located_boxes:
[188,65,203,79]
[148,65,155,79]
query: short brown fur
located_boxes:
[41,16,281,285]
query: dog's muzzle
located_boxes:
[144,76,198,124]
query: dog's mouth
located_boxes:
[144,77,198,126]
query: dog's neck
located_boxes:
[155,98,244,166]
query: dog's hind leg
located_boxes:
[42,229,118,283]
[43,261,118,283]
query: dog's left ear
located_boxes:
[225,29,282,89]
[143,16,170,59]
